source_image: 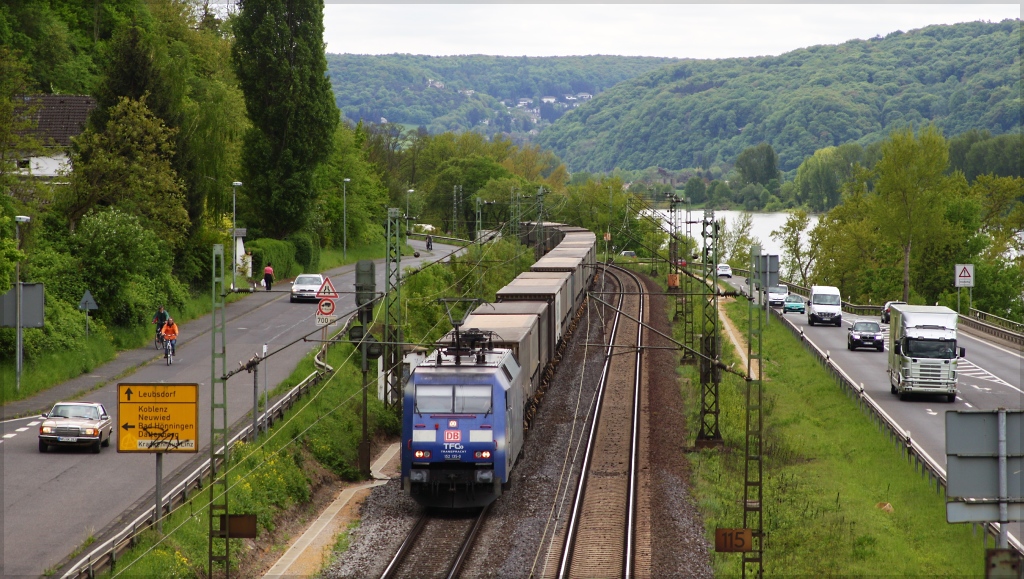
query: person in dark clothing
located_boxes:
[263,263,274,291]
[425,235,433,250]
[152,306,169,341]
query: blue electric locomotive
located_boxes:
[402,332,525,508]
[401,222,597,509]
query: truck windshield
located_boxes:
[812,294,841,305]
[903,338,957,360]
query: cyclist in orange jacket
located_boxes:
[160,318,179,356]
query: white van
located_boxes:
[808,285,842,326]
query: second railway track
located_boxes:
[552,264,650,578]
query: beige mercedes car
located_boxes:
[38,402,112,453]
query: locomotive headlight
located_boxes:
[410,469,429,483]
[414,450,432,459]
[474,450,492,459]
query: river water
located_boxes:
[650,209,820,258]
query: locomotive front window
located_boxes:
[415,385,454,413]
[455,385,492,414]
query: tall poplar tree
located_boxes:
[232,0,338,237]
[872,124,952,302]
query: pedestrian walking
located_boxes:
[263,262,274,291]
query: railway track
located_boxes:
[380,505,490,579]
[552,264,649,578]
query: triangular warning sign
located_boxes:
[316,276,339,299]
[958,267,972,278]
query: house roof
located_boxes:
[17,95,96,147]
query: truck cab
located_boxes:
[887,304,964,402]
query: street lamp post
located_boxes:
[231,181,242,290]
[406,189,414,236]
[343,178,350,261]
[14,215,30,393]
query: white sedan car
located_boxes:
[717,263,733,278]
[290,274,324,303]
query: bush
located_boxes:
[247,238,297,280]
[71,208,182,326]
[287,232,320,272]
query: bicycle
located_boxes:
[153,320,165,349]
[164,338,174,365]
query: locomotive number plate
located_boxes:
[444,430,461,442]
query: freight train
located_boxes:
[401,223,598,508]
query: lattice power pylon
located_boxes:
[384,208,402,407]
[744,245,765,578]
[208,244,230,577]
[682,202,697,360]
[696,209,722,447]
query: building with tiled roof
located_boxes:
[14,94,96,179]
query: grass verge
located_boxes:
[679,298,986,576]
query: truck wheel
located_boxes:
[891,383,897,394]
[898,390,909,401]
[946,394,956,403]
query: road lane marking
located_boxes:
[959,359,1017,390]
[926,409,938,416]
[3,433,16,438]
[15,427,28,432]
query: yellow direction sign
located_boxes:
[117,383,199,453]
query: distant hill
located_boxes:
[536,19,1022,173]
[325,54,679,138]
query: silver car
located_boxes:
[38,402,112,453]
[290,274,325,303]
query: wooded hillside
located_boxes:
[326,54,679,138]
[536,20,1021,173]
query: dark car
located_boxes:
[881,300,906,324]
[38,402,112,453]
[848,321,884,351]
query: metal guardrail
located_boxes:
[59,346,334,579]
[773,309,1024,558]
[969,308,1024,334]
[958,313,1024,347]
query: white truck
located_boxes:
[887,304,964,402]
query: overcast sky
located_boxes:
[322,4,1020,59]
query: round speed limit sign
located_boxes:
[317,299,335,316]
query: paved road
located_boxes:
[0,240,457,577]
[724,275,1024,549]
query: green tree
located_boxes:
[718,212,760,266]
[871,124,952,301]
[232,0,339,237]
[770,209,815,286]
[0,47,46,201]
[734,142,781,186]
[683,176,706,204]
[57,96,189,247]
